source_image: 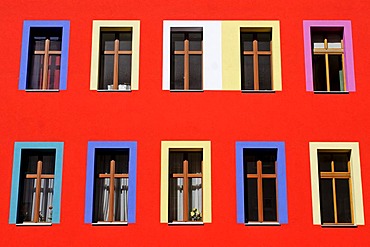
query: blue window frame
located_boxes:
[19,20,70,90]
[236,141,288,224]
[85,141,137,223]
[9,142,64,224]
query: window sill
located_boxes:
[25,89,60,92]
[241,90,275,93]
[16,222,52,226]
[92,221,128,226]
[168,221,204,226]
[321,224,357,228]
[97,89,132,92]
[245,222,280,226]
[169,89,204,92]
[313,91,349,94]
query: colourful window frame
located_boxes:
[309,142,364,225]
[90,20,140,91]
[236,141,288,224]
[303,20,355,92]
[19,20,70,90]
[160,141,212,223]
[84,141,137,223]
[9,142,64,224]
[222,21,282,91]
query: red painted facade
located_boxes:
[0,0,369,246]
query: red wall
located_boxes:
[0,0,369,246]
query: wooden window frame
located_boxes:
[169,150,203,222]
[99,29,133,90]
[170,29,203,91]
[246,157,277,223]
[318,151,353,225]
[241,29,273,91]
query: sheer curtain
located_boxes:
[114,178,128,221]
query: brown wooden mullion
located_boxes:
[41,39,50,90]
[184,39,189,90]
[33,161,43,223]
[104,51,132,55]
[112,39,119,90]
[253,40,259,90]
[320,172,350,178]
[108,160,116,222]
[183,160,189,221]
[26,174,55,179]
[187,174,202,178]
[257,160,263,222]
[34,51,61,55]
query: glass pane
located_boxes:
[169,178,183,222]
[241,55,254,90]
[119,32,132,50]
[333,153,350,172]
[115,152,129,174]
[312,55,327,91]
[246,161,257,174]
[189,55,202,90]
[171,32,185,51]
[118,55,131,87]
[241,33,253,51]
[257,33,271,51]
[49,38,61,51]
[41,155,56,174]
[170,55,184,89]
[47,54,61,89]
[33,39,45,51]
[28,54,43,89]
[93,178,110,222]
[258,55,272,90]
[336,179,352,223]
[262,160,275,174]
[18,178,36,222]
[100,54,114,89]
[188,152,202,174]
[95,149,129,174]
[244,149,277,174]
[189,32,202,51]
[318,153,332,172]
[328,55,344,91]
[38,178,54,222]
[101,33,115,51]
[169,152,184,174]
[114,178,128,221]
[262,178,277,221]
[246,178,258,222]
[319,178,335,223]
[188,178,202,221]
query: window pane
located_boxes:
[39,178,54,222]
[241,33,253,51]
[258,55,272,90]
[33,39,45,51]
[188,152,202,174]
[241,55,254,90]
[118,55,132,87]
[100,54,114,89]
[328,55,344,91]
[93,178,110,222]
[333,153,350,172]
[171,33,185,51]
[336,179,352,223]
[114,178,128,221]
[114,152,129,174]
[246,178,258,222]
[49,38,61,51]
[28,54,43,89]
[18,179,36,222]
[189,54,202,90]
[257,33,271,51]
[312,55,327,91]
[244,149,277,173]
[319,178,335,223]
[169,152,184,174]
[263,178,277,221]
[318,153,332,172]
[170,55,184,89]
[101,33,115,51]
[47,54,61,89]
[169,178,183,221]
[189,178,202,221]
[119,32,132,50]
[189,32,202,51]
[262,160,275,174]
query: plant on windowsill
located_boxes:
[190,208,202,221]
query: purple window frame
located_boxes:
[303,20,355,92]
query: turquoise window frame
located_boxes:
[236,141,288,224]
[84,141,137,223]
[9,142,64,224]
[19,20,70,90]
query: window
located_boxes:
[169,150,203,222]
[99,30,132,90]
[170,29,203,90]
[19,21,70,90]
[309,142,364,226]
[161,141,211,223]
[90,21,140,91]
[240,29,272,90]
[85,142,137,224]
[303,21,355,92]
[236,142,287,225]
[9,142,64,225]
[163,21,222,91]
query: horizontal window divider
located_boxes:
[169,89,204,93]
[16,223,52,226]
[96,89,132,92]
[321,224,357,228]
[92,222,128,226]
[168,222,204,226]
[25,89,60,92]
[245,222,281,226]
[241,90,276,93]
[313,91,349,94]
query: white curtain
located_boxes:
[190,178,202,217]
[39,178,54,222]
